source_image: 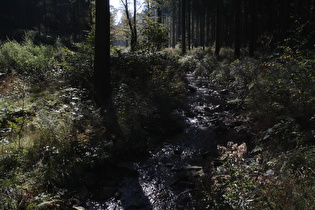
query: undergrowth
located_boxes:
[199,142,315,209]
[111,52,187,154]
[0,36,112,208]
[0,35,188,208]
[0,73,113,208]
[192,43,315,208]
[1,29,314,209]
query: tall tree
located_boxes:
[215,0,221,57]
[94,0,111,105]
[249,0,256,56]
[187,0,191,50]
[171,0,176,48]
[133,0,137,47]
[121,0,138,51]
[234,0,241,58]
[181,0,186,54]
[200,0,206,50]
[157,0,162,23]
[280,0,289,38]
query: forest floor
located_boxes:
[85,68,252,209]
[0,42,314,209]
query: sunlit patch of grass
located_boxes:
[0,71,114,207]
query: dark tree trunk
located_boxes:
[234,0,241,58]
[191,0,195,49]
[281,0,289,38]
[196,2,200,47]
[177,0,181,45]
[172,7,176,48]
[200,0,205,50]
[133,0,137,49]
[249,0,256,56]
[181,0,186,54]
[187,0,191,50]
[205,0,210,47]
[215,0,221,57]
[94,0,111,106]
[121,0,137,51]
[19,0,27,29]
[43,0,47,34]
[211,2,216,45]
[157,0,162,23]
[89,0,93,25]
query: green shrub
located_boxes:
[0,38,65,85]
[140,17,169,52]
[200,141,259,209]
[0,81,113,206]
[61,28,95,89]
[111,52,187,153]
[200,142,315,209]
[255,118,304,151]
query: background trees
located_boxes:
[3,0,314,57]
[0,0,92,42]
[151,0,315,56]
[0,0,315,209]
[120,0,138,51]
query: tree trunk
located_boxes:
[249,0,256,56]
[234,0,241,58]
[133,0,137,50]
[281,0,289,39]
[43,0,47,34]
[205,0,210,47]
[211,1,216,45]
[200,0,205,50]
[157,0,162,23]
[177,0,181,45]
[215,0,221,57]
[181,0,186,54]
[94,0,111,105]
[121,0,137,51]
[19,0,27,29]
[89,0,93,25]
[187,0,191,50]
[172,5,176,48]
[191,0,195,49]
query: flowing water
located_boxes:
[85,73,239,210]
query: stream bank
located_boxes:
[84,72,252,209]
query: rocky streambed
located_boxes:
[85,73,251,210]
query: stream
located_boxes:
[85,73,245,209]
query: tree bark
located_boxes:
[94,0,111,105]
[187,0,191,50]
[181,0,186,54]
[157,0,162,23]
[215,0,221,57]
[133,0,137,50]
[43,0,47,34]
[121,0,137,51]
[172,4,176,48]
[281,0,289,38]
[234,0,241,58]
[200,0,205,50]
[249,0,256,56]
